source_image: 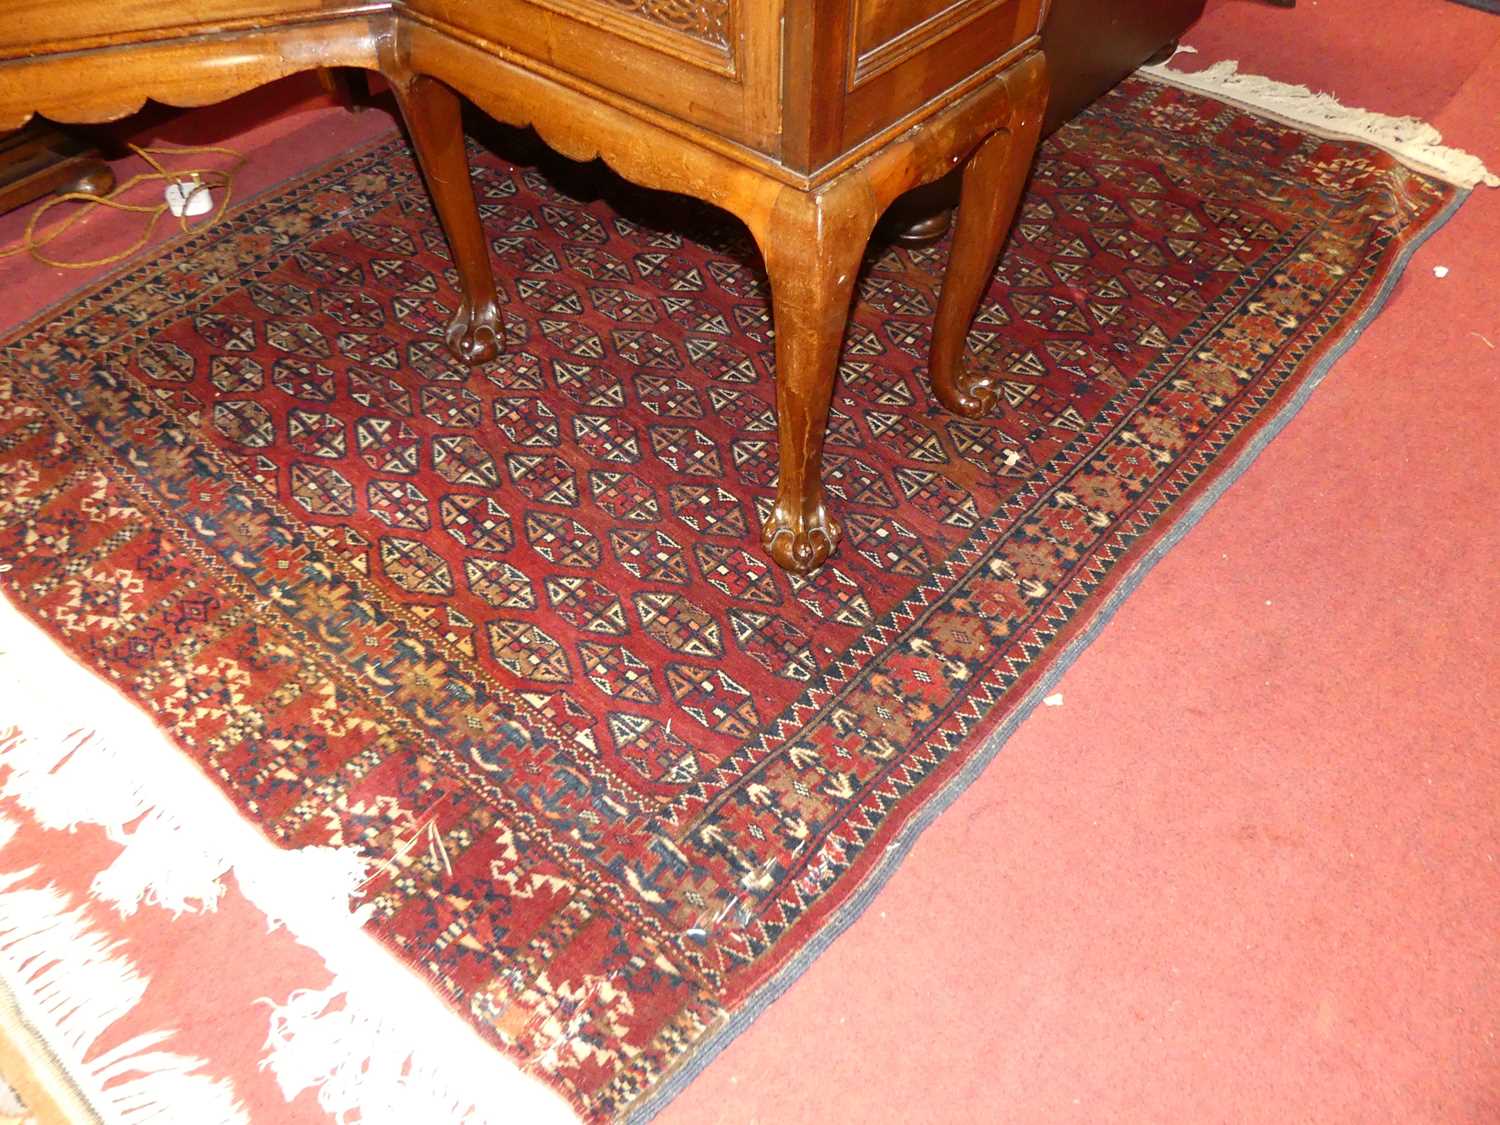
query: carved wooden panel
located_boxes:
[593,0,729,47]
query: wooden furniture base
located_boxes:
[0,122,114,215]
[0,3,1049,574]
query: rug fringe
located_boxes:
[0,845,249,1124]
[261,985,574,1125]
[0,591,577,1124]
[0,728,237,918]
[1140,57,1497,189]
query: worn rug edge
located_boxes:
[0,591,577,1125]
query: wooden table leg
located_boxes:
[929,61,1047,418]
[389,72,503,366]
[754,180,880,574]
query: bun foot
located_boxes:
[445,297,503,366]
[762,502,840,574]
[893,209,954,247]
[58,158,115,199]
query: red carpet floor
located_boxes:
[1,0,1495,1120]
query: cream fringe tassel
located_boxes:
[0,591,576,1124]
[0,819,249,1124]
[1140,55,1497,190]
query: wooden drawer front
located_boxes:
[851,0,1040,86]
[841,0,1041,150]
[0,0,350,58]
[855,0,979,76]
[404,0,781,152]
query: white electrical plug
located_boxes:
[164,176,213,218]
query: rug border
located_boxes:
[622,185,1469,1123]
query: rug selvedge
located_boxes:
[0,79,1457,1118]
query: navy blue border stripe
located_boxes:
[625,185,1468,1124]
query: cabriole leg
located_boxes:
[390,72,503,366]
[929,57,1047,418]
[753,181,879,574]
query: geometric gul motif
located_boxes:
[789,565,873,627]
[579,643,658,703]
[664,664,758,737]
[668,484,747,538]
[289,462,355,517]
[693,543,779,605]
[379,536,453,596]
[573,414,640,463]
[605,712,701,785]
[440,494,514,553]
[507,454,578,506]
[589,471,660,522]
[486,619,570,683]
[287,409,346,458]
[650,425,721,476]
[272,357,337,401]
[433,435,501,488]
[212,399,273,447]
[843,512,931,576]
[209,355,263,393]
[524,513,601,568]
[610,528,689,584]
[634,592,722,657]
[464,557,535,609]
[356,418,420,474]
[728,607,817,681]
[367,480,431,529]
[545,577,628,635]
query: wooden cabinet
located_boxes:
[401,0,777,151]
[0,0,1049,572]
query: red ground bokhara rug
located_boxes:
[0,77,1460,1119]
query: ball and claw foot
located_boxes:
[935,366,1001,419]
[762,502,841,575]
[444,297,504,366]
